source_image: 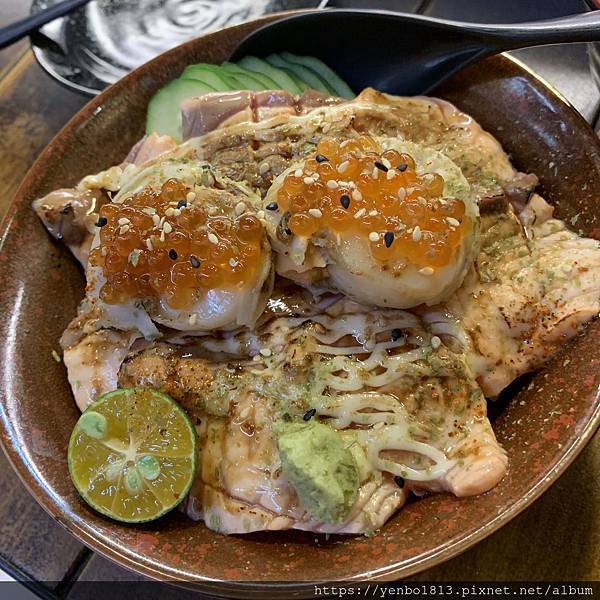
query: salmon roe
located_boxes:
[89,179,265,309]
[275,136,468,268]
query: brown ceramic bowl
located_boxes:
[0,13,599,597]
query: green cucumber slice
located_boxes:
[266,54,332,95]
[180,65,231,91]
[146,78,216,142]
[237,56,303,94]
[221,71,266,91]
[221,62,280,89]
[279,52,355,99]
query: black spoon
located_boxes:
[231,9,600,95]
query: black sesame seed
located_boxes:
[168,249,178,260]
[340,194,350,209]
[95,216,108,228]
[315,154,329,163]
[384,231,394,248]
[397,163,408,172]
[394,475,405,488]
[177,200,187,209]
[374,160,389,172]
[266,202,279,211]
[391,328,402,342]
[190,255,200,268]
[303,408,317,421]
[285,227,292,236]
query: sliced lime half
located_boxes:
[68,388,197,523]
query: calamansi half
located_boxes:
[68,388,197,523]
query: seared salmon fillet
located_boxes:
[119,297,505,534]
[424,194,600,396]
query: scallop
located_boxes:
[87,158,273,335]
[263,136,479,309]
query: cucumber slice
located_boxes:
[221,71,267,91]
[237,56,303,94]
[266,53,333,95]
[181,65,231,91]
[279,52,355,99]
[221,62,280,89]
[146,78,216,142]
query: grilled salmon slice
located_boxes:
[119,297,505,534]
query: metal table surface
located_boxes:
[0,1,597,596]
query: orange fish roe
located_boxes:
[89,179,265,309]
[275,136,468,269]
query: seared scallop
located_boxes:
[87,159,273,333]
[263,136,479,309]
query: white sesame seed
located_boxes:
[308,208,322,218]
[372,166,379,179]
[166,207,176,217]
[431,335,441,349]
[160,230,165,242]
[260,348,272,357]
[142,207,156,215]
[369,209,378,216]
[208,206,218,216]
[252,354,261,362]
[337,160,350,174]
[117,217,130,226]
[229,258,238,268]
[235,202,247,216]
[163,221,173,234]
[259,162,270,175]
[257,210,265,219]
[369,231,380,242]
[446,217,460,227]
[373,421,385,430]
[173,209,182,217]
[326,179,339,189]
[186,191,196,202]
[294,168,303,178]
[208,233,219,245]
[397,188,406,201]
[119,225,130,234]
[386,169,396,180]
[381,158,392,169]
[101,246,108,256]
[189,314,198,325]
[352,189,363,201]
[146,238,154,251]
[152,214,160,226]
[303,176,314,185]
[412,226,422,241]
[354,208,366,219]
[159,216,166,228]
[419,266,434,276]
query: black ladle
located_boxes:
[231,9,600,95]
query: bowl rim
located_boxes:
[0,14,599,593]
